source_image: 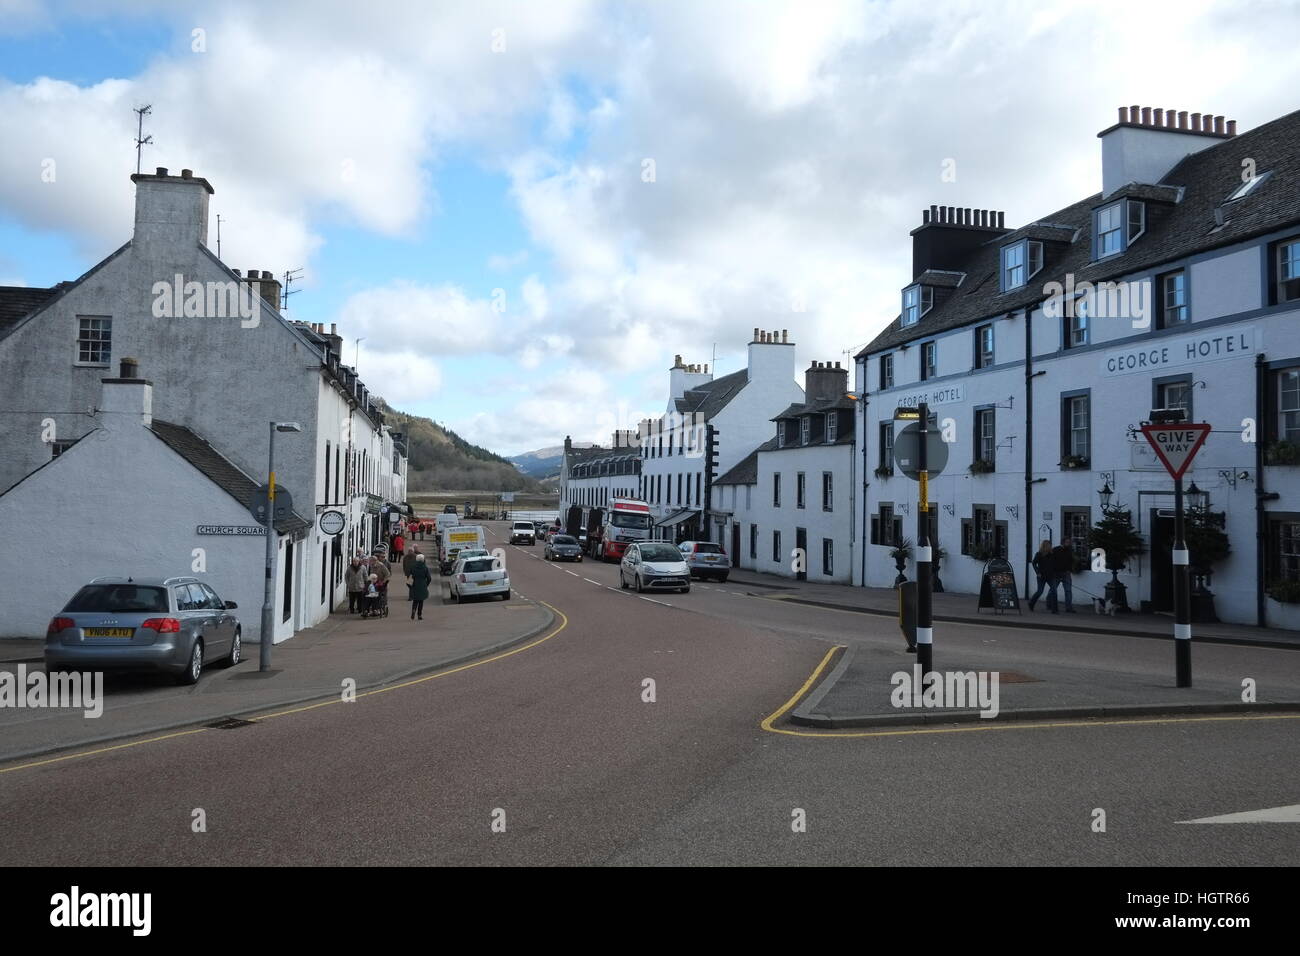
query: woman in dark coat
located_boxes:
[409,554,433,621]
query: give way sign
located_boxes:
[1139,423,1211,480]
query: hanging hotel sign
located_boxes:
[1101,326,1255,377]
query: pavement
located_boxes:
[0,571,554,764]
[719,567,1300,649]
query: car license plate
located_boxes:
[476,581,494,587]
[85,628,132,637]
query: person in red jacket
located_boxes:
[392,530,405,561]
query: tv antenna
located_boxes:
[281,268,304,311]
[133,105,153,175]
[216,215,224,259]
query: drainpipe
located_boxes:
[1023,308,1034,599]
[1256,353,1267,627]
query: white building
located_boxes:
[0,167,406,640]
[855,105,1300,629]
[559,431,641,516]
[639,332,804,542]
[715,361,856,581]
[0,365,309,644]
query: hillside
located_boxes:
[376,401,545,493]
[509,442,594,480]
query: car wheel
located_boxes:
[178,639,203,685]
[503,590,511,600]
[636,574,646,594]
[681,586,691,594]
[718,575,729,583]
[224,629,242,667]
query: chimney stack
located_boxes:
[805,359,849,403]
[99,358,153,431]
[910,205,1009,279]
[131,166,215,247]
[1100,104,1235,197]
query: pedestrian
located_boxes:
[1027,540,1052,611]
[392,529,405,562]
[362,573,381,617]
[345,557,366,613]
[402,546,420,600]
[409,554,432,621]
[370,552,391,590]
[1046,542,1077,613]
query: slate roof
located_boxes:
[772,396,856,420]
[149,420,310,534]
[714,448,759,486]
[861,108,1300,357]
[673,368,748,420]
[0,285,62,338]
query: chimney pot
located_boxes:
[752,329,758,343]
[922,209,930,224]
[119,357,140,379]
[1178,110,1188,129]
[156,167,168,177]
[1214,115,1225,134]
[1141,106,1152,125]
[1227,119,1237,135]
[930,203,939,221]
[1191,112,1202,130]
[232,269,241,277]
[1130,104,1140,123]
[331,322,337,335]
[946,205,956,223]
[997,211,1005,228]
[1118,106,1128,124]
[262,270,273,280]
[1153,108,1164,127]
[782,330,788,344]
[181,168,192,179]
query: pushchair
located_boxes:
[361,580,389,618]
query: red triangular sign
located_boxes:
[1140,423,1211,480]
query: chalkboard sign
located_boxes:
[978,557,1021,613]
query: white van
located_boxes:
[439,524,486,574]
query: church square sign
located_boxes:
[1101,326,1255,377]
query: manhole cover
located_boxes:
[998,671,1040,684]
[205,716,257,729]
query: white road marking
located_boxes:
[638,596,673,607]
[1178,803,1300,824]
[583,577,602,585]
[564,570,579,576]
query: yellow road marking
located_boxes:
[0,603,569,775]
[0,728,209,776]
[760,648,1300,738]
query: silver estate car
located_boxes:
[619,542,691,593]
[45,576,242,685]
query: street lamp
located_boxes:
[261,421,302,671]
[1098,481,1114,512]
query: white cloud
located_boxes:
[338,280,501,356]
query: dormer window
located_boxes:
[800,416,811,445]
[902,284,933,326]
[999,240,1042,292]
[777,421,785,448]
[1094,199,1145,260]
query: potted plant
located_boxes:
[1086,507,1145,611]
[1265,580,1300,629]
[968,458,995,475]
[1061,455,1090,470]
[1266,580,1300,604]
[874,464,895,479]
[1184,504,1230,622]
[1265,440,1300,466]
[889,537,912,588]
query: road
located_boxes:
[1,521,1297,866]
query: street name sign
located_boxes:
[1139,423,1211,480]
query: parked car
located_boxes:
[619,542,691,593]
[544,534,583,562]
[678,540,730,582]
[44,576,242,685]
[443,504,457,514]
[510,520,536,545]
[449,555,510,602]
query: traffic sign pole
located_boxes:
[261,421,276,672]
[1173,477,1192,687]
[915,402,933,677]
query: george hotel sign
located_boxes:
[895,383,965,408]
[1101,326,1256,377]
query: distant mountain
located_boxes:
[509,442,593,479]
[376,400,545,493]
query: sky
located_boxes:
[2,0,1299,456]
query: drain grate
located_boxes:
[205,716,257,729]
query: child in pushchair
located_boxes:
[360,573,389,618]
